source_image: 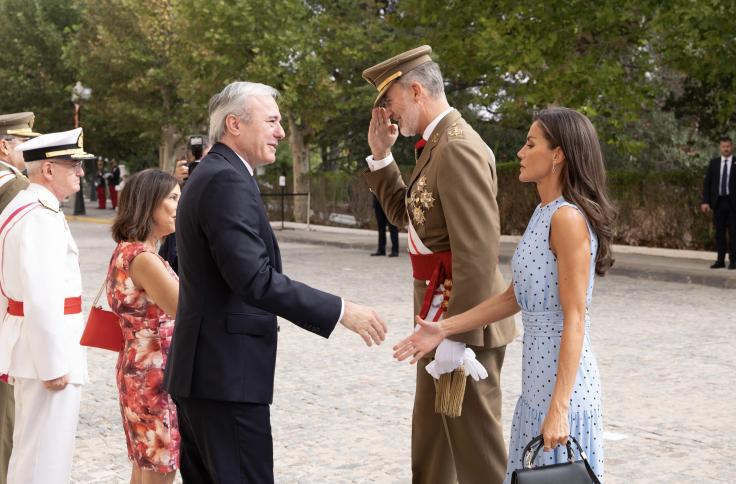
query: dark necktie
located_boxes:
[721,159,729,196]
[415,138,427,162]
[250,174,260,193]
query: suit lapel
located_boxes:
[209,143,281,268]
[407,110,462,191]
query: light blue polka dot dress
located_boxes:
[504,197,604,483]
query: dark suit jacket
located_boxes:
[703,156,736,209]
[164,142,342,404]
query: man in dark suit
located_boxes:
[701,136,735,269]
[164,81,388,483]
[371,194,399,257]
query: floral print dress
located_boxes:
[106,241,180,472]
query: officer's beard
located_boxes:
[398,105,421,137]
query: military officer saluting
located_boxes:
[0,111,40,484]
[0,127,93,484]
[363,46,516,483]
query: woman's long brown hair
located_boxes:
[535,107,617,275]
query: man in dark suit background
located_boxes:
[371,194,399,257]
[701,136,735,269]
[164,81,388,483]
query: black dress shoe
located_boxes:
[388,252,399,257]
[710,261,725,269]
[729,262,736,270]
[370,251,386,256]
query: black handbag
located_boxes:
[511,435,602,484]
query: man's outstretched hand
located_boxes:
[341,301,388,346]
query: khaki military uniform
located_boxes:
[365,110,517,484]
[0,161,29,213]
[0,161,27,484]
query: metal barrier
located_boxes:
[260,189,310,230]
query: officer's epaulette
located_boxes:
[37,197,59,212]
[446,122,465,139]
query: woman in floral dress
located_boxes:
[394,107,616,482]
[107,169,181,484]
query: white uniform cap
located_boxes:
[17,127,95,162]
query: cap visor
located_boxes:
[71,152,96,160]
[373,82,393,108]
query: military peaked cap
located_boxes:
[0,112,41,138]
[362,45,434,107]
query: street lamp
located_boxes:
[71,81,92,215]
[71,81,92,128]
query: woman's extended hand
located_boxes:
[392,316,446,363]
[541,405,570,452]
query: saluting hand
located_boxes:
[43,374,69,391]
[368,107,399,160]
[340,301,388,346]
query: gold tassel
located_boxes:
[433,365,466,418]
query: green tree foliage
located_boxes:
[654,0,736,138]
[0,0,81,132]
[173,0,398,170]
[389,0,662,164]
[0,0,733,174]
[70,0,183,172]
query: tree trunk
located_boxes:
[288,113,310,223]
[159,124,181,173]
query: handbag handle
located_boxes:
[92,279,107,308]
[522,435,575,469]
[521,434,602,484]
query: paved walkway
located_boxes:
[63,200,736,289]
[61,201,735,483]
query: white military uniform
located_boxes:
[0,183,87,484]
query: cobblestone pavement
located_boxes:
[68,221,735,483]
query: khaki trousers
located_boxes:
[0,380,12,484]
[412,346,508,484]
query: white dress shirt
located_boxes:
[720,157,732,195]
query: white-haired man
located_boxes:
[0,127,93,484]
[0,111,41,484]
[165,81,388,483]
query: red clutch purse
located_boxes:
[80,282,123,352]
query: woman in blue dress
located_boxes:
[393,107,616,482]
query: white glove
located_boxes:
[425,339,465,379]
[425,340,489,382]
[462,347,488,381]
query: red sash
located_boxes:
[409,250,452,320]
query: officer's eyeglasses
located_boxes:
[52,160,84,172]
